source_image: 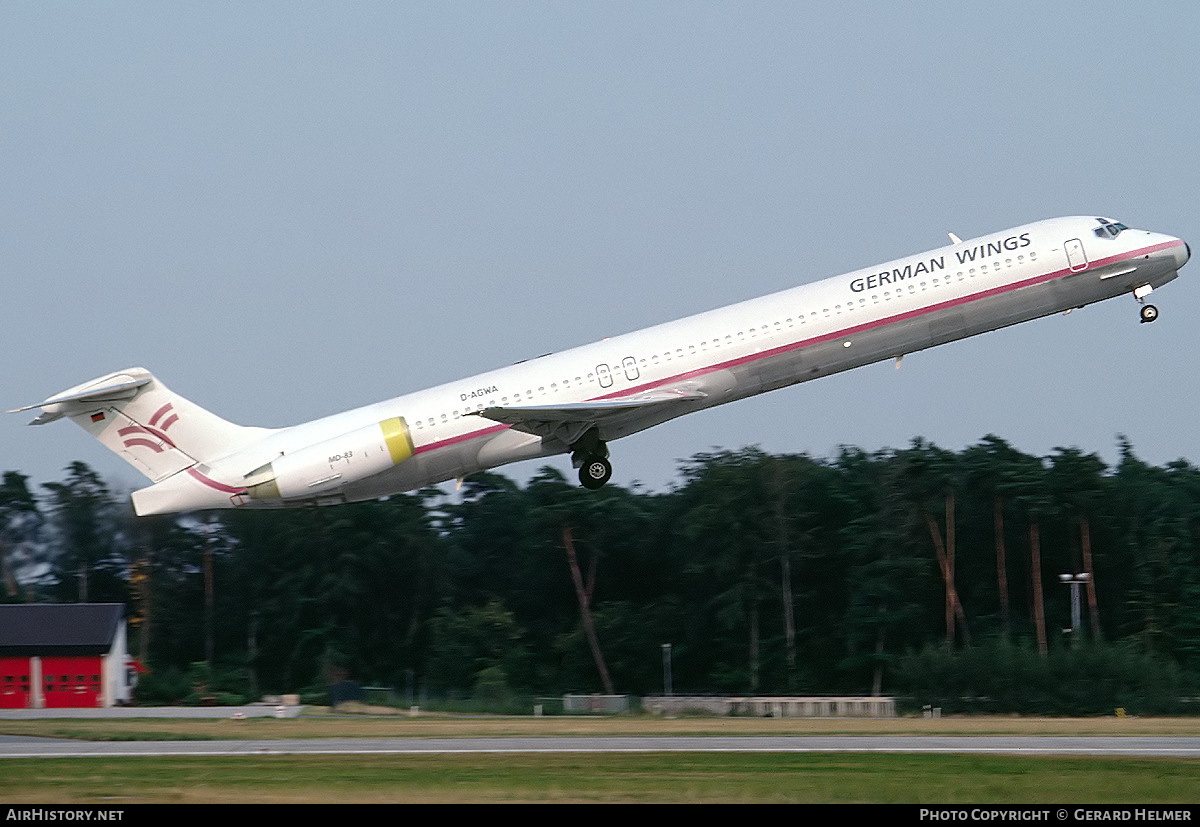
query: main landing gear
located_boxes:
[1134,284,1158,324]
[571,428,612,490]
[579,455,613,490]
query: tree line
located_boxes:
[2,434,1198,712]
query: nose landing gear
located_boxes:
[1133,284,1158,324]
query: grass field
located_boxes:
[2,713,1198,803]
[3,753,1199,803]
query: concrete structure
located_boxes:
[0,604,132,708]
[643,695,896,717]
[562,694,631,714]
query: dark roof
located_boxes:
[0,603,124,656]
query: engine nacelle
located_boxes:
[244,417,414,501]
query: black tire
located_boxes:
[579,456,612,490]
[1140,304,1159,323]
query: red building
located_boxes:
[0,604,132,708]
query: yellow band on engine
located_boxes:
[380,417,415,465]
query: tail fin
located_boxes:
[11,367,271,482]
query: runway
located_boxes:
[3,734,1199,758]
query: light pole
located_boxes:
[1059,573,1090,646]
[661,643,673,701]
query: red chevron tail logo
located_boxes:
[118,403,179,453]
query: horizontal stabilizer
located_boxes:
[9,373,153,423]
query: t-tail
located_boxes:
[10,367,272,485]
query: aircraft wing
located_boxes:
[471,388,707,445]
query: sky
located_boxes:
[3,2,1200,500]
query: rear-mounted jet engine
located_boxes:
[243,417,414,501]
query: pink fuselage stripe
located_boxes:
[413,423,508,455]
[409,240,1184,457]
[187,467,248,494]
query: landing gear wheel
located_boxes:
[1140,304,1159,324]
[579,456,612,490]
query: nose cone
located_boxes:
[1179,240,1192,269]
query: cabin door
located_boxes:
[1065,238,1089,272]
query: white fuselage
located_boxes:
[135,215,1188,514]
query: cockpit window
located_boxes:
[1094,218,1129,239]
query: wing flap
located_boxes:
[470,388,707,444]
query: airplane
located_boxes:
[10,216,1190,516]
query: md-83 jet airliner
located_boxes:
[11,216,1190,516]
